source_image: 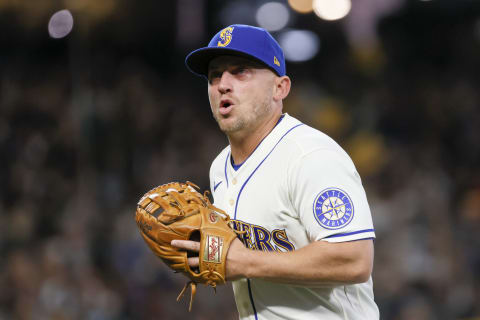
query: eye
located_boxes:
[232,67,247,75]
[208,71,221,84]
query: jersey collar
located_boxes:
[227,113,301,175]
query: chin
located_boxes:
[218,119,244,133]
[219,124,238,133]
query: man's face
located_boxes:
[207,55,277,135]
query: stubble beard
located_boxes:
[213,96,273,134]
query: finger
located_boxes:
[171,240,201,252]
[188,257,199,268]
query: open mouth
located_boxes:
[219,99,234,115]
[220,100,233,109]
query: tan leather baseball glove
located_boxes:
[135,181,238,311]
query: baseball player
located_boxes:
[173,24,379,320]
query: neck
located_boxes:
[228,112,282,165]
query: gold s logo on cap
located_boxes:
[217,27,234,47]
[274,56,280,67]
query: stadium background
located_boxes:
[0,0,479,319]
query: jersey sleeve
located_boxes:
[288,148,375,243]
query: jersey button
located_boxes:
[232,178,237,185]
[229,199,234,206]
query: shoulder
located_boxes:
[281,114,353,165]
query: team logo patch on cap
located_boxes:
[217,27,234,47]
[313,188,354,230]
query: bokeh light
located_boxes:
[278,29,320,62]
[287,0,313,14]
[48,9,74,39]
[313,0,351,21]
[256,2,290,32]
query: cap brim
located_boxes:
[185,47,279,78]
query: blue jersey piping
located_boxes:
[247,279,258,320]
[324,229,375,239]
[224,151,230,188]
[232,122,304,319]
[234,123,303,220]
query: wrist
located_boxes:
[227,239,254,280]
[239,248,254,279]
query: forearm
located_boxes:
[229,239,374,286]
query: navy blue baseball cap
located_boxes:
[185,24,286,78]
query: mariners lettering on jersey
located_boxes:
[313,188,354,230]
[230,220,295,252]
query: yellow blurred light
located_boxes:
[288,0,313,14]
[313,0,351,21]
[65,0,116,20]
[312,99,350,139]
[346,132,387,177]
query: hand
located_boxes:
[171,238,250,281]
[171,239,201,268]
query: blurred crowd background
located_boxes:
[1,0,479,319]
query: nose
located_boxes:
[218,71,233,94]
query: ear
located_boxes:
[273,76,291,102]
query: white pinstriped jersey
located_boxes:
[209,114,379,320]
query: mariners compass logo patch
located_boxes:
[313,188,354,230]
